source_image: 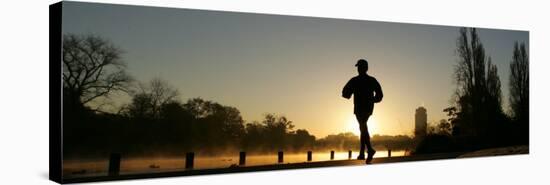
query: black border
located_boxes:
[49,1,63,184]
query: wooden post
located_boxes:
[388,150,391,158]
[307,151,312,162]
[348,150,352,159]
[239,151,246,165]
[185,152,194,169]
[330,151,335,160]
[278,151,284,163]
[108,153,121,176]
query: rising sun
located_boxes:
[346,114,379,136]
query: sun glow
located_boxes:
[346,114,379,136]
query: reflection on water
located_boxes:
[63,150,406,178]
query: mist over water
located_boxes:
[63,150,406,178]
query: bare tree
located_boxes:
[126,78,179,119]
[146,78,179,118]
[62,34,132,111]
[509,42,529,123]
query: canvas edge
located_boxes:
[49,1,64,184]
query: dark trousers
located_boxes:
[356,114,374,155]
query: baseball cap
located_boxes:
[355,59,368,67]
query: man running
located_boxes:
[342,59,383,164]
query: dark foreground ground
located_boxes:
[61,145,528,184]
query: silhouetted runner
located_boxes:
[342,59,383,164]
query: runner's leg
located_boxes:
[356,114,368,157]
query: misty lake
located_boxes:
[63,150,406,178]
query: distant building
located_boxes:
[415,106,427,137]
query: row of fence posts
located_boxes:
[107,149,393,176]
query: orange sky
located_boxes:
[63,2,529,138]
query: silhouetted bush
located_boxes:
[413,134,460,154]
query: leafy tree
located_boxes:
[243,121,265,149]
[241,114,312,152]
[316,132,358,151]
[263,114,294,149]
[428,119,452,136]
[451,28,504,137]
[182,98,245,148]
[292,129,316,147]
[183,98,215,119]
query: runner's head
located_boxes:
[355,59,368,74]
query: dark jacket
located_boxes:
[342,74,383,115]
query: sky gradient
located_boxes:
[62,2,529,137]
